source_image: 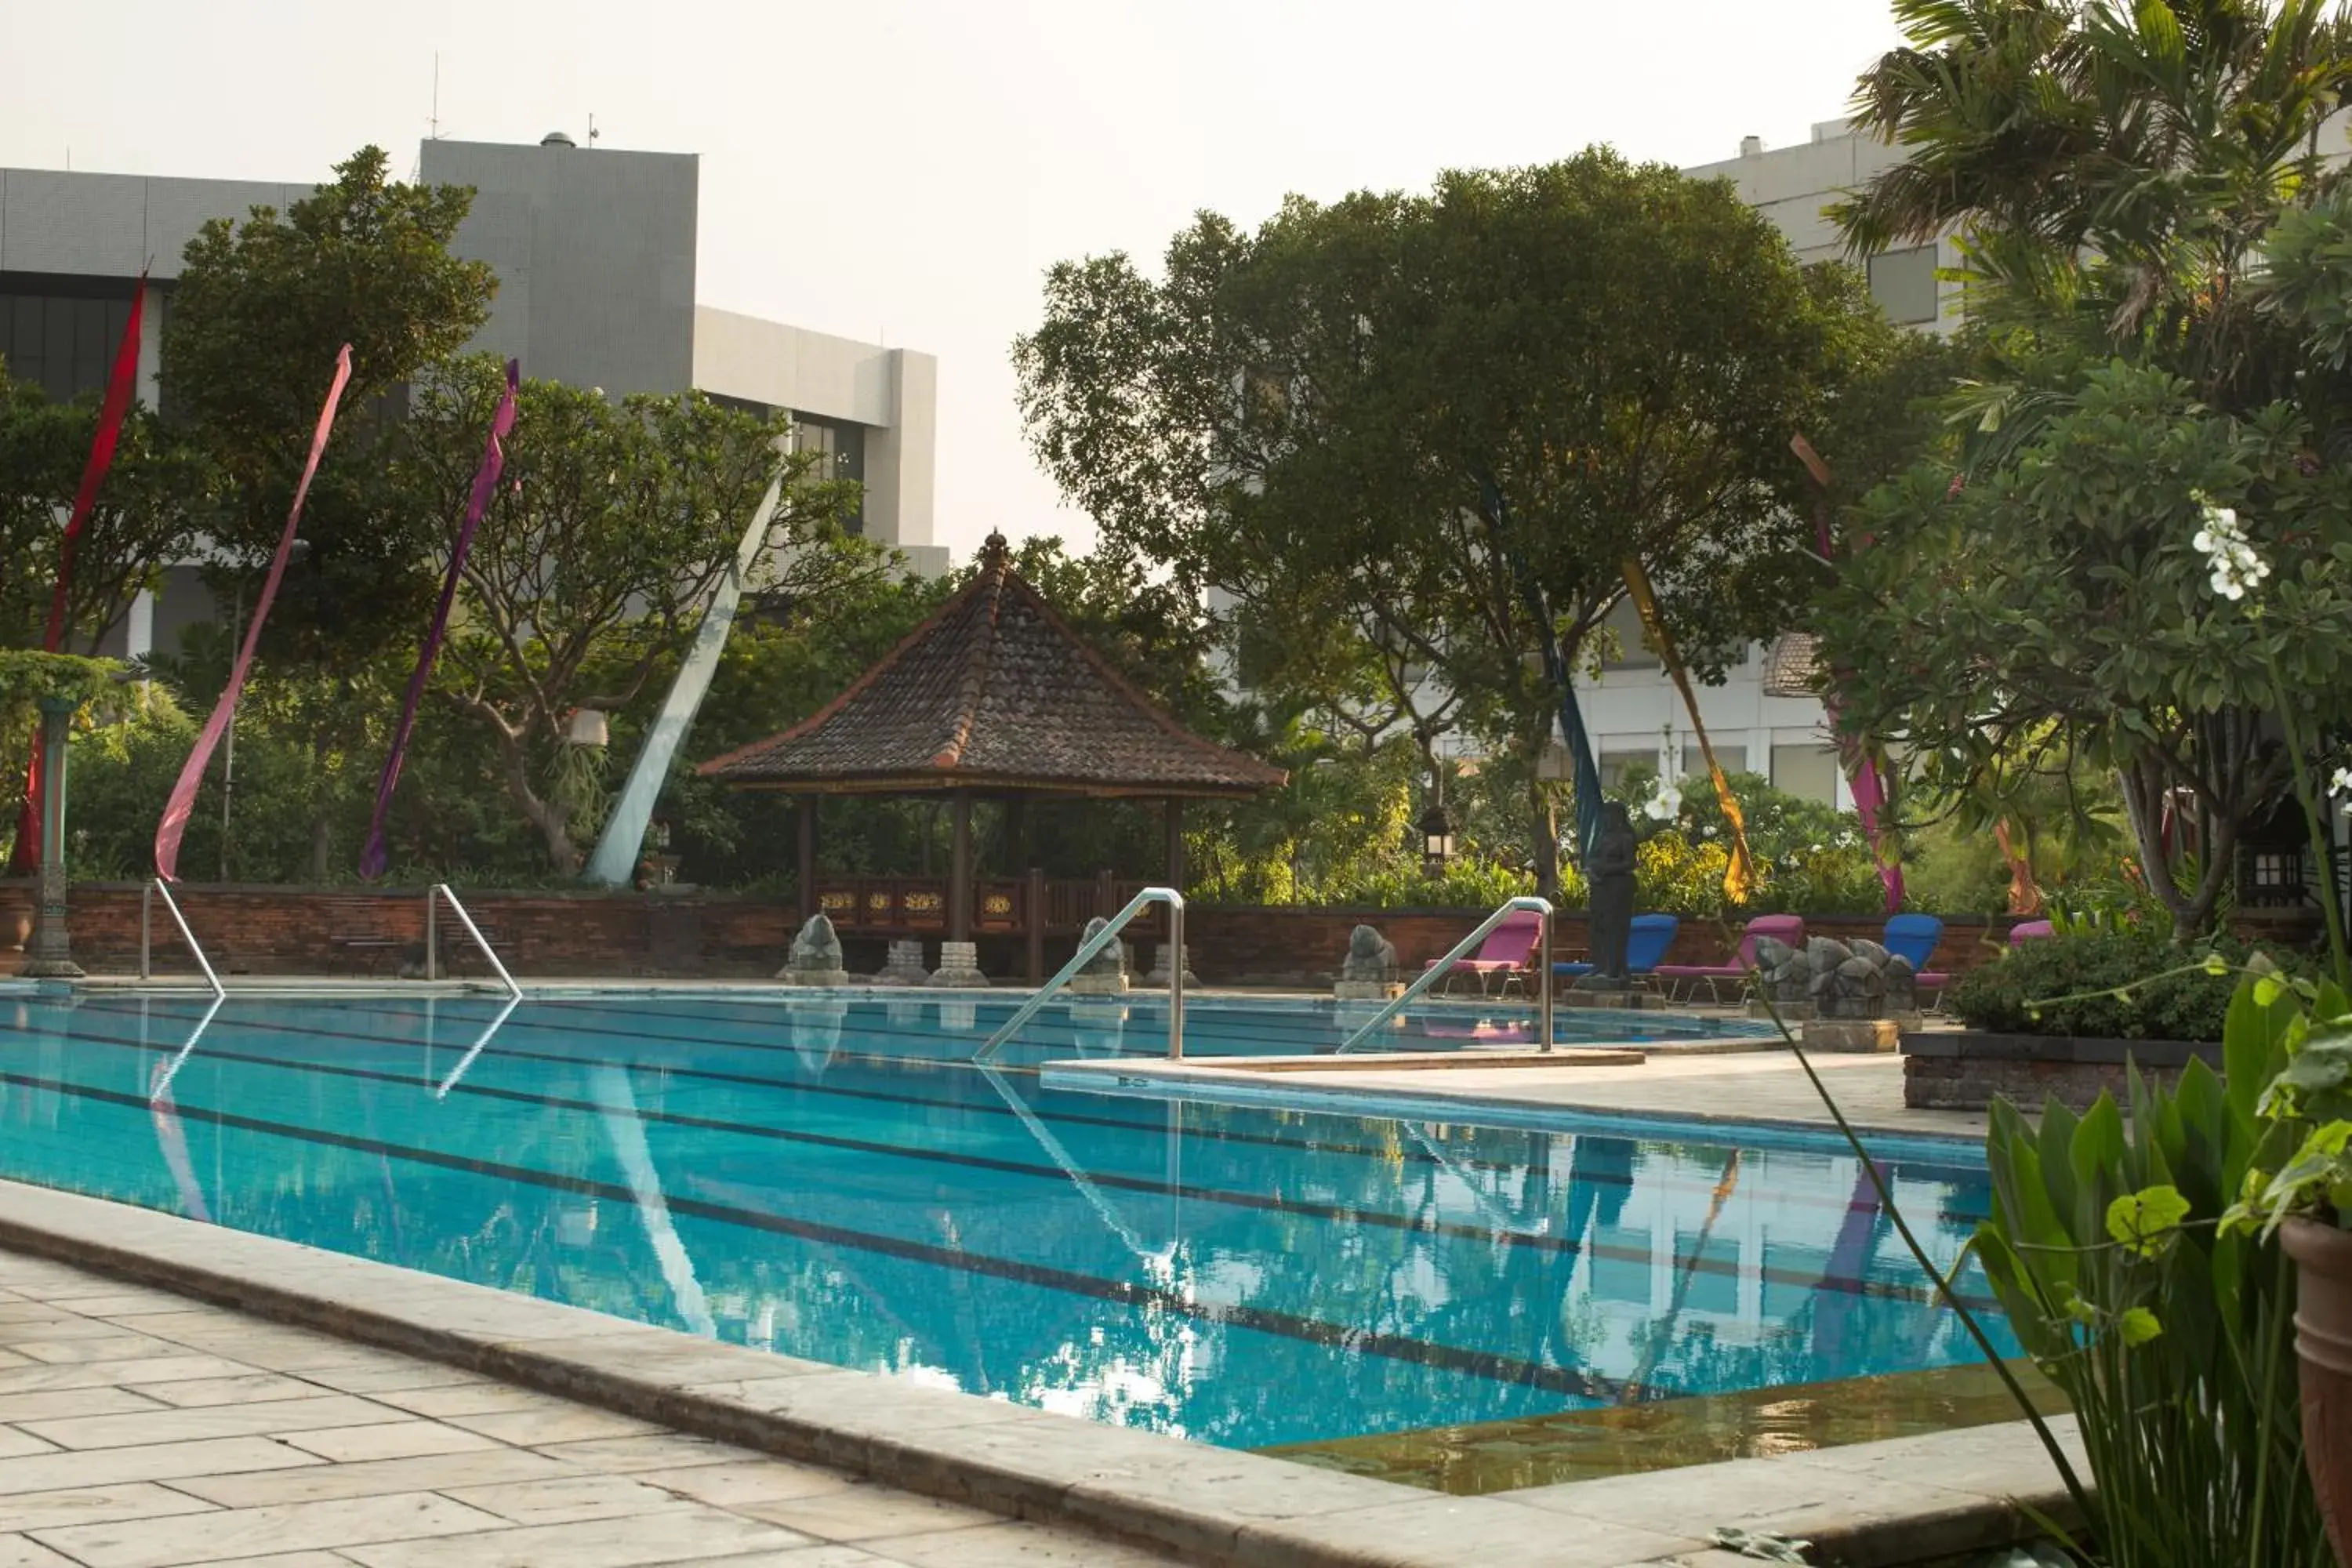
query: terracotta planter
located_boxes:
[2283,1216,2352,1566]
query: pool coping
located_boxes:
[0,1178,2082,1566]
[1041,1057,1990,1161]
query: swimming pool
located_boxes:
[0,990,2013,1454]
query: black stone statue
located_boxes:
[1585,801,1639,985]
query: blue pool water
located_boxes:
[0,990,2013,1450]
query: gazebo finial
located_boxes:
[979,531,1011,570]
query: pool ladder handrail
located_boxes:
[139,879,227,1000]
[423,884,523,1000]
[1336,895,1553,1054]
[975,885,1184,1062]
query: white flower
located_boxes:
[2332,767,2352,798]
[1643,783,1682,821]
[2192,497,2270,602]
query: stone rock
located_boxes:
[1752,933,1916,1019]
[778,913,850,986]
[927,939,989,989]
[1803,1018,1900,1053]
[1068,917,1130,996]
[873,939,928,987]
[1141,941,1197,989]
[1334,924,1400,998]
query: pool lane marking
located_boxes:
[58,999,1994,1222]
[2,1018,1994,1313]
[0,1065,1636,1403]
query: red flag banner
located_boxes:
[153,345,354,883]
[9,275,147,874]
[359,359,519,880]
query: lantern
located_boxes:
[1762,633,1821,699]
[1418,802,1456,873]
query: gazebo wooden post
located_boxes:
[796,797,818,922]
[949,790,974,942]
[1026,866,1046,983]
[1164,799,1185,889]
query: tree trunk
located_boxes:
[477,709,579,873]
[310,735,333,884]
[1530,768,1560,902]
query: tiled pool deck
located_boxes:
[0,1247,1177,1568]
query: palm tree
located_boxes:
[1835,0,2352,415]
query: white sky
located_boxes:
[9,0,1904,564]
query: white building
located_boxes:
[0,133,945,663]
[1573,119,1964,808]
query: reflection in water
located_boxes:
[435,995,521,1099]
[0,992,2013,1457]
[588,1064,717,1339]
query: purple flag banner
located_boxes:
[154,345,353,883]
[360,360,519,880]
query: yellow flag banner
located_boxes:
[1619,558,1759,904]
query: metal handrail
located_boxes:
[1337,895,1552,1054]
[424,884,521,1000]
[975,885,1184,1062]
[140,880,226,1000]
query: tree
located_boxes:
[1812,0,2352,931]
[0,365,211,655]
[404,358,883,871]
[158,145,499,877]
[1017,151,1906,895]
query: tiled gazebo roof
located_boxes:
[699,534,1287,799]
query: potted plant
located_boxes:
[2223,985,2352,1564]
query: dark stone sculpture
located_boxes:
[1585,801,1638,985]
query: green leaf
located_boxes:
[2107,1185,2190,1258]
[2118,1306,2164,1346]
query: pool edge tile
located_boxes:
[0,1177,2071,1567]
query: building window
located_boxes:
[1771,744,1842,805]
[789,412,866,535]
[1682,746,1746,779]
[0,275,137,405]
[1867,245,1940,326]
[1599,750,1655,790]
[1598,597,1659,670]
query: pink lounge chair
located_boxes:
[1653,914,1806,1004]
[2009,919,2054,946]
[1422,910,1544,998]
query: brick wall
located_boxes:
[0,881,2027,985]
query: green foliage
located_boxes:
[2224,977,2352,1238]
[1016,149,1917,893]
[0,366,213,658]
[1950,929,2294,1043]
[1973,980,2328,1566]
[407,357,877,872]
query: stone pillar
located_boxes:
[949,791,973,942]
[796,797,818,921]
[928,938,988,989]
[23,699,82,979]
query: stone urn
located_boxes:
[2282,1216,2352,1565]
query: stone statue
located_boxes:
[1750,934,1918,1020]
[778,913,849,986]
[1068,917,1130,996]
[1334,924,1399,1000]
[1584,801,1638,985]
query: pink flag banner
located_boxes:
[359,359,519,880]
[10,274,147,875]
[153,345,353,883]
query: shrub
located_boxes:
[1950,929,2296,1041]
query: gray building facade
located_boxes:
[0,134,944,662]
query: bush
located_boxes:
[1949,929,2295,1041]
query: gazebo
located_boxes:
[699,533,1285,978]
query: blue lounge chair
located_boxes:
[1555,913,1680,986]
[1882,913,1947,1008]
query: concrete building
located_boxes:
[1567,118,1961,809]
[0,133,943,662]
